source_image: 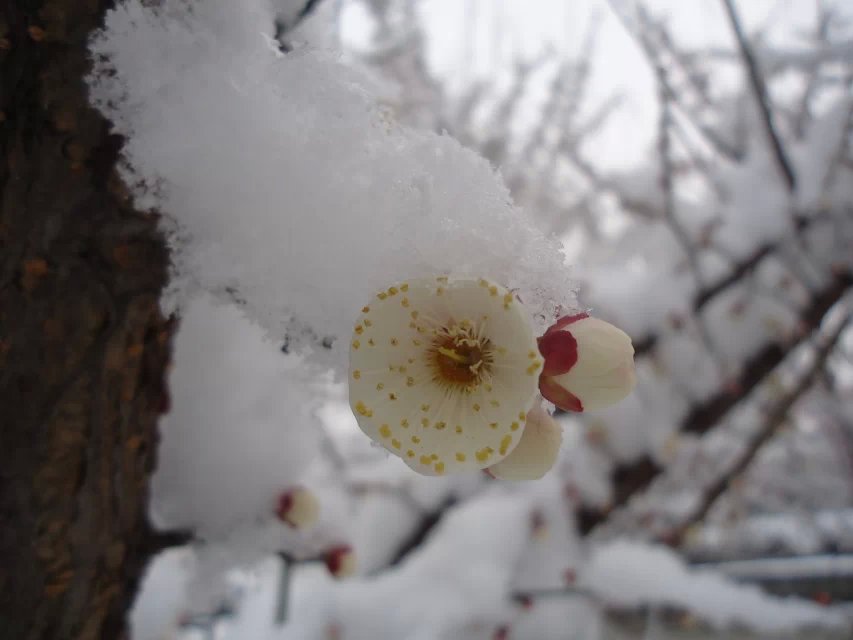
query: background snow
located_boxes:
[582,541,846,632]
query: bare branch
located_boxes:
[387,497,456,567]
[634,213,833,357]
[721,0,797,192]
[666,310,851,545]
[578,270,852,535]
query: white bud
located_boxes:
[488,402,562,481]
[276,486,320,529]
[540,316,635,412]
[324,545,357,579]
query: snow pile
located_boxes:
[582,540,848,632]
[130,548,195,640]
[87,0,577,371]
[221,491,537,640]
[152,294,322,538]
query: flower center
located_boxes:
[429,321,493,392]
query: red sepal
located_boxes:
[276,491,294,522]
[543,312,589,337]
[324,545,352,575]
[537,330,578,376]
[539,376,583,412]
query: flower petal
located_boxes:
[349,277,542,475]
[488,402,562,480]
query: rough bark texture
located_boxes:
[0,2,174,638]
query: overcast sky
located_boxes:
[341,0,827,169]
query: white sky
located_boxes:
[342,0,827,169]
[416,0,821,169]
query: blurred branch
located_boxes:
[275,553,292,624]
[275,0,324,50]
[792,4,834,138]
[666,310,851,545]
[141,525,195,555]
[387,496,456,567]
[579,270,852,535]
[511,585,595,602]
[608,0,742,160]
[721,0,797,192]
[634,214,832,357]
[680,271,850,436]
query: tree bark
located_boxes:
[0,2,174,638]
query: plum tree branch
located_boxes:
[666,309,851,545]
[578,270,852,535]
[721,0,797,192]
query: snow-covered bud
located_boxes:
[487,401,562,481]
[324,545,357,579]
[349,277,542,475]
[537,314,635,412]
[275,486,319,529]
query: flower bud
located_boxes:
[275,487,320,529]
[324,545,357,579]
[487,402,562,481]
[537,314,635,412]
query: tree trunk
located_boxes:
[0,2,175,638]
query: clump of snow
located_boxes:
[87,0,577,371]
[279,491,532,639]
[582,540,848,632]
[151,294,321,539]
[130,548,194,640]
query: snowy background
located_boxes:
[85,0,853,638]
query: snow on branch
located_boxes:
[667,307,852,545]
[578,270,852,535]
[721,0,797,192]
[87,0,578,372]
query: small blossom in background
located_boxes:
[275,486,320,529]
[348,277,542,475]
[324,545,357,579]
[537,313,636,412]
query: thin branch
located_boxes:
[275,553,292,624]
[607,0,742,160]
[387,496,456,567]
[721,0,797,192]
[275,0,325,50]
[666,311,851,545]
[511,585,595,602]
[141,526,195,555]
[634,212,831,357]
[578,270,852,535]
[680,272,850,436]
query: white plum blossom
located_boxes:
[324,545,357,579]
[275,486,320,530]
[487,399,563,481]
[348,276,544,475]
[538,314,636,412]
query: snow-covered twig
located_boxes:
[580,270,852,534]
[666,308,852,545]
[721,0,797,193]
